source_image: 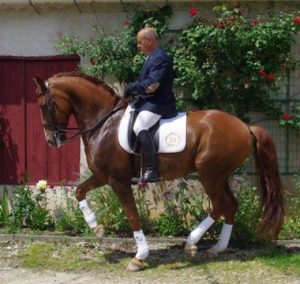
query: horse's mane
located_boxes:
[52,71,117,97]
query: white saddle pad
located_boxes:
[118,104,187,154]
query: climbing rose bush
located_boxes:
[172,5,300,119]
[280,111,300,130]
[189,8,198,17]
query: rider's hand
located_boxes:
[124,83,136,99]
[124,88,131,99]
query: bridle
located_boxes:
[38,86,124,145]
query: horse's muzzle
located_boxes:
[48,131,66,147]
[54,131,66,143]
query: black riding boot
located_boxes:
[132,130,160,184]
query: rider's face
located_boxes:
[137,35,152,55]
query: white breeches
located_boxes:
[133,110,161,135]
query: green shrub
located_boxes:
[89,186,131,236]
[0,187,10,227]
[55,202,89,236]
[233,183,261,241]
[9,184,53,232]
[2,176,299,241]
[134,189,156,235]
[90,185,155,237]
[154,180,208,237]
[155,213,185,236]
[279,179,300,239]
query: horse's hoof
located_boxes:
[92,225,104,241]
[127,257,144,271]
[184,243,198,259]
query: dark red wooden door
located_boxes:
[0,56,80,186]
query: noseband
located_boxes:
[39,86,124,144]
[39,88,67,144]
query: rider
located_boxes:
[124,27,177,183]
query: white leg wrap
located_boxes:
[134,230,149,260]
[79,199,97,229]
[210,223,233,253]
[187,216,215,245]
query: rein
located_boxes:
[40,87,124,145]
[59,101,123,144]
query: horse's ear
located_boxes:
[33,77,47,94]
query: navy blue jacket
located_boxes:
[126,47,177,117]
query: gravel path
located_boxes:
[0,236,300,284]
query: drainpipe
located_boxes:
[73,0,82,13]
[29,0,40,15]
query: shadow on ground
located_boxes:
[103,241,300,270]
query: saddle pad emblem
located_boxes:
[165,132,181,147]
[118,104,187,154]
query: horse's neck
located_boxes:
[66,80,117,128]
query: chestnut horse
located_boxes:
[33,72,284,271]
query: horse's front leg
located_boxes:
[111,181,149,271]
[76,175,104,240]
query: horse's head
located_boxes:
[33,76,72,147]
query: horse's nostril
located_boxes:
[55,132,66,142]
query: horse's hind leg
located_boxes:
[184,179,237,258]
[206,182,237,256]
[184,178,218,258]
[76,175,105,240]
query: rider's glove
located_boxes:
[124,83,136,99]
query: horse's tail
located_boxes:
[249,125,285,239]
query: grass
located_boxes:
[255,247,300,275]
[19,242,108,271]
[13,241,300,283]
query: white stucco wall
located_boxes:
[0,5,125,56]
[1,1,299,57]
[0,1,202,57]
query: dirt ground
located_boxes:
[0,237,300,284]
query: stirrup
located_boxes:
[131,170,161,185]
[142,169,161,183]
[131,176,142,185]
